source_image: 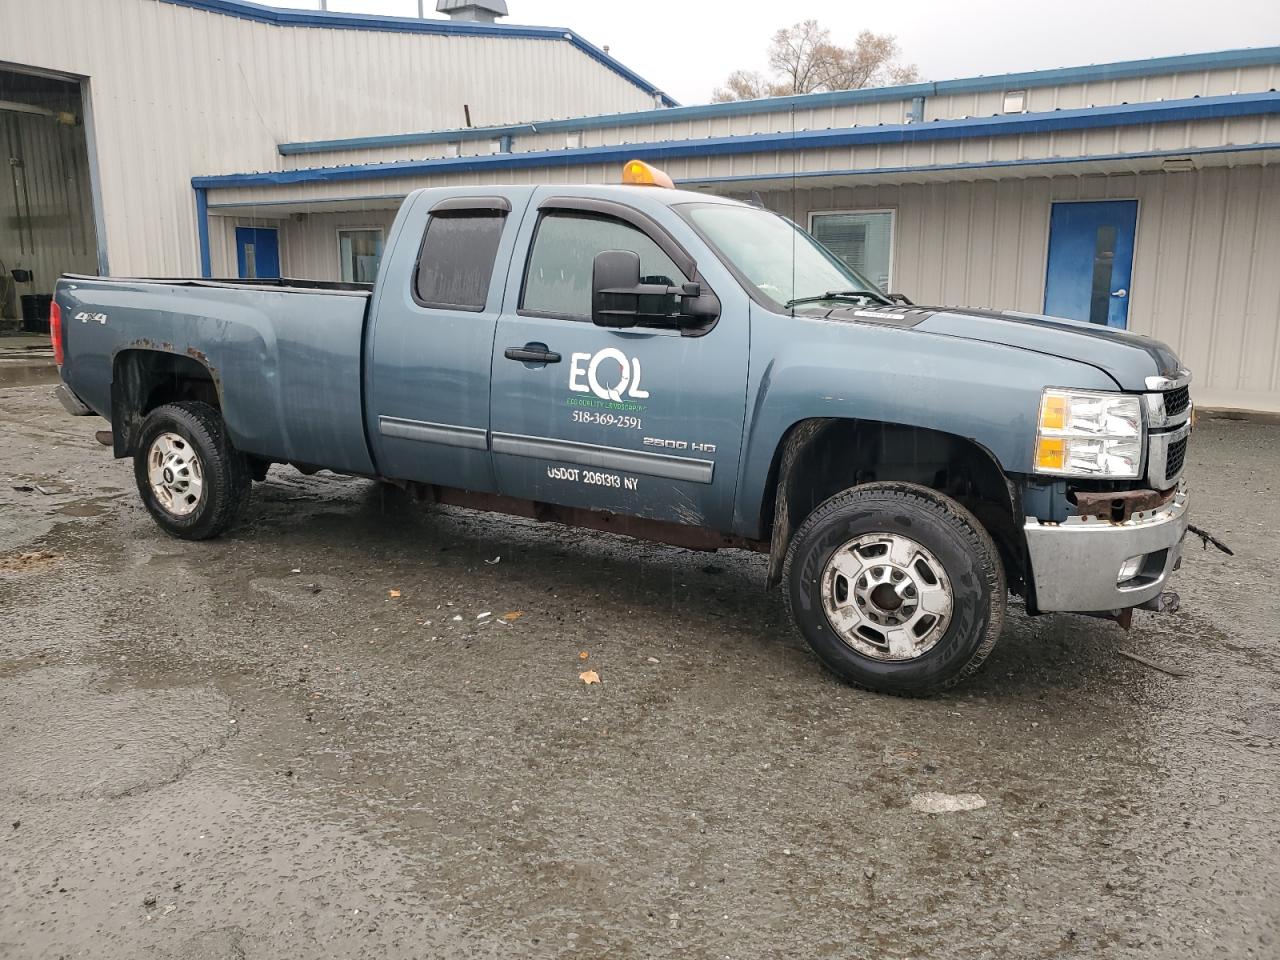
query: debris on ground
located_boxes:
[502,611,523,621]
[1116,649,1192,678]
[484,556,501,565]
[1187,523,1234,556]
[646,656,660,664]
[910,792,987,813]
[10,484,34,492]
[477,611,491,619]
[388,589,401,598]
[579,651,589,660]
[0,550,58,574]
[579,670,600,685]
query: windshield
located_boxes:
[678,202,884,309]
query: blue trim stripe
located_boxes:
[158,0,675,107]
[194,187,212,278]
[679,141,1280,187]
[277,44,1280,157]
[195,92,1280,190]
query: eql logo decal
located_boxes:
[568,348,649,403]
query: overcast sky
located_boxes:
[273,0,1280,105]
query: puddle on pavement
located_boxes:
[54,496,116,517]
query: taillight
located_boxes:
[50,300,64,366]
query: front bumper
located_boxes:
[1024,484,1189,612]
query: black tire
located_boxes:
[133,401,251,540]
[783,482,1005,696]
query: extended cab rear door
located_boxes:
[488,190,751,532]
[365,188,534,490]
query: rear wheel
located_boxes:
[783,482,1005,695]
[133,401,250,540]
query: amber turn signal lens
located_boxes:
[1035,437,1066,471]
[621,159,675,188]
[1039,393,1067,431]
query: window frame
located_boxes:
[410,200,511,313]
[806,207,897,293]
[516,196,715,335]
[336,226,385,285]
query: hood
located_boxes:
[912,307,1182,390]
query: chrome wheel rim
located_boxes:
[820,533,953,661]
[147,431,204,517]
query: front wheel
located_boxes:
[783,482,1006,696]
[133,401,251,540]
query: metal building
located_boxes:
[194,43,1280,414]
[3,1,1278,414]
[0,0,671,321]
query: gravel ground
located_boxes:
[1,377,1277,959]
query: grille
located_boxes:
[1164,386,1190,417]
[1165,435,1188,479]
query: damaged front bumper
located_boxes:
[1024,483,1189,613]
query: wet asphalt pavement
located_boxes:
[1,375,1277,959]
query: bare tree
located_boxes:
[712,20,919,102]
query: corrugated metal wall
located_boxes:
[733,166,1280,412]
[0,109,98,312]
[0,0,659,277]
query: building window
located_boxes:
[808,210,895,292]
[1002,89,1027,114]
[338,229,383,283]
[413,211,507,311]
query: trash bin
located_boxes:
[20,294,53,334]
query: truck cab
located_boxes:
[52,161,1192,695]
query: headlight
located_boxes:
[1034,389,1143,478]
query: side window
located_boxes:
[414,211,506,311]
[520,212,688,320]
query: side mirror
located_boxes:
[591,250,720,330]
[592,250,644,328]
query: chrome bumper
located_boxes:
[1024,485,1189,612]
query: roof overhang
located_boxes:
[195,91,1280,195]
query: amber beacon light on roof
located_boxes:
[621,159,674,188]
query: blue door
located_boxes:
[1044,200,1137,328]
[235,227,280,279]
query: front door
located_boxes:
[489,200,749,531]
[1044,200,1137,328]
[235,227,280,279]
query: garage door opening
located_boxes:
[1,67,99,332]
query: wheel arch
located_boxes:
[110,348,222,458]
[761,417,1025,594]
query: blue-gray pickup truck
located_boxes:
[51,164,1193,694]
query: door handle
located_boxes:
[1111,288,1128,298]
[504,343,561,364]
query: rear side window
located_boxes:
[414,212,506,311]
[520,212,687,320]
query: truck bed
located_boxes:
[57,274,376,475]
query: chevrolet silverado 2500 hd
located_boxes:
[51,162,1192,695]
